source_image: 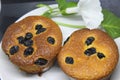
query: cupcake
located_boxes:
[2,16,63,73]
[58,28,119,80]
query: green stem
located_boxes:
[51,11,61,15]
[37,4,85,29]
[37,4,59,13]
[56,21,86,28]
[37,4,52,11]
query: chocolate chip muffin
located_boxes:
[58,28,119,80]
[2,16,62,73]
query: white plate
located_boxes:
[0,4,120,80]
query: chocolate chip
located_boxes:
[24,39,33,47]
[47,37,55,44]
[25,32,33,40]
[64,37,70,45]
[97,52,105,59]
[36,28,46,34]
[9,46,19,55]
[85,37,95,46]
[17,36,24,44]
[35,24,43,30]
[24,47,34,56]
[34,58,48,66]
[65,57,74,64]
[84,47,96,56]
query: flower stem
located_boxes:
[56,21,86,28]
[37,4,85,29]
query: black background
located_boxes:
[0,0,120,41]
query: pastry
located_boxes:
[58,28,119,80]
[2,16,63,73]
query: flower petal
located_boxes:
[78,0,103,29]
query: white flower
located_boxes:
[66,0,103,29]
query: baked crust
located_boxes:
[58,28,119,80]
[2,16,62,73]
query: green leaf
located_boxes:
[101,9,120,39]
[56,0,77,15]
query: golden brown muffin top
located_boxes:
[2,16,62,67]
[58,28,119,80]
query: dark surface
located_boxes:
[0,1,56,41]
[2,0,54,4]
[0,0,120,41]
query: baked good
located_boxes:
[2,16,62,73]
[58,28,119,80]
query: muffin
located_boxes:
[2,16,62,73]
[58,28,119,80]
